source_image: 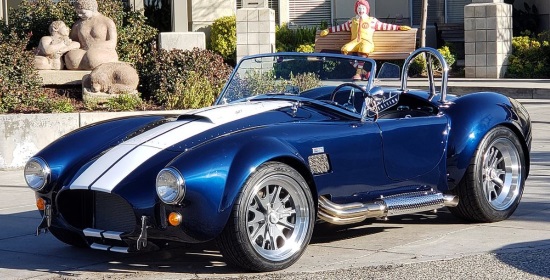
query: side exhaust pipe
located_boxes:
[318,190,458,225]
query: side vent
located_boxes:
[308,153,330,174]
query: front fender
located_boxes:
[444,92,527,189]
[171,135,306,241]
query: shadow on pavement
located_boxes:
[494,240,550,278]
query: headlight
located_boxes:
[24,157,50,191]
[156,167,185,205]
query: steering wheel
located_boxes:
[329,83,369,113]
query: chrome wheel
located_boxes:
[246,174,311,261]
[482,138,522,211]
[449,126,526,223]
[216,162,314,271]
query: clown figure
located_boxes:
[320,0,411,80]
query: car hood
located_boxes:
[67,100,295,193]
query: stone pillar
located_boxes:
[171,0,188,32]
[236,2,276,62]
[464,0,512,78]
[1,0,7,25]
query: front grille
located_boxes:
[58,190,137,234]
[94,192,136,233]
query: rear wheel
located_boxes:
[216,162,315,272]
[450,126,526,222]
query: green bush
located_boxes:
[5,0,157,65]
[276,24,318,52]
[106,93,144,111]
[407,46,456,77]
[296,44,315,53]
[210,15,237,65]
[138,47,233,109]
[167,71,218,109]
[0,33,47,113]
[7,0,75,48]
[506,35,550,78]
[117,11,158,65]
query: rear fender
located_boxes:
[444,92,527,189]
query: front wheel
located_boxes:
[449,126,526,222]
[216,162,315,272]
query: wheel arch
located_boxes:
[220,137,316,213]
[444,92,530,190]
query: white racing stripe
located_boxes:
[70,101,293,192]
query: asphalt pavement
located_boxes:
[0,99,549,279]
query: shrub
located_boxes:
[166,71,218,110]
[406,46,456,77]
[117,11,159,65]
[276,24,318,52]
[6,0,75,48]
[296,44,315,53]
[5,0,157,66]
[106,94,144,111]
[210,15,237,65]
[0,33,48,113]
[506,35,550,78]
[137,47,233,109]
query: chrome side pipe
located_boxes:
[318,190,458,225]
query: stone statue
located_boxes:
[34,21,81,70]
[83,62,139,95]
[320,0,412,80]
[64,0,119,70]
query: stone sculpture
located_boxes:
[64,0,119,70]
[82,62,139,103]
[85,62,139,94]
[34,21,81,70]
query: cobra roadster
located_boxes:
[25,48,531,272]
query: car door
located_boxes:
[376,115,449,181]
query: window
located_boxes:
[288,0,331,27]
[412,0,471,25]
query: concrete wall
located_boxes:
[187,0,236,37]
[0,111,181,170]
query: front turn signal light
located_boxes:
[36,198,46,211]
[168,212,182,226]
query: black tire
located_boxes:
[216,162,315,272]
[49,226,88,248]
[449,126,526,222]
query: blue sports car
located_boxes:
[24,48,531,272]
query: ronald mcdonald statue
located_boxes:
[320,0,411,80]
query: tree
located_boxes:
[420,0,428,47]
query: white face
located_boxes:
[76,8,94,20]
[357,5,368,16]
[59,25,70,36]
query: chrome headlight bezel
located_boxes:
[24,157,51,191]
[156,167,186,205]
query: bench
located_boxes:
[314,28,418,60]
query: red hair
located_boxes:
[355,0,370,15]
